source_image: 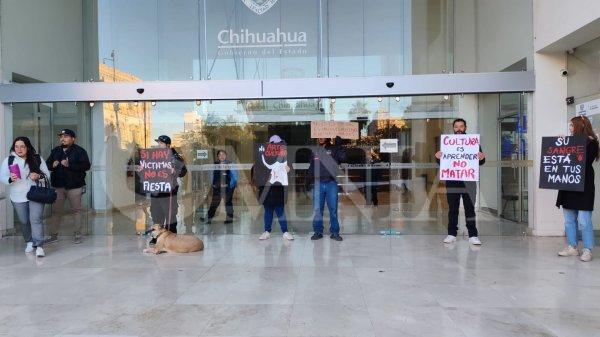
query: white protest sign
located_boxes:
[439,134,480,182]
[310,121,359,139]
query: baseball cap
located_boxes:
[269,135,282,143]
[57,129,76,138]
[155,135,171,145]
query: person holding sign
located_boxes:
[308,136,347,241]
[556,116,599,262]
[255,135,294,241]
[148,135,187,245]
[435,119,486,245]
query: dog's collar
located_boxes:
[155,230,168,240]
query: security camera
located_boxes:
[386,82,395,88]
[136,88,145,94]
[560,69,568,77]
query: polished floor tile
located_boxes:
[0,234,599,337]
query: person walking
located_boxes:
[308,136,347,241]
[1,137,51,257]
[206,149,237,224]
[149,135,187,244]
[256,135,294,241]
[435,118,486,245]
[557,116,599,262]
[46,129,91,244]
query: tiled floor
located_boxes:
[0,234,599,337]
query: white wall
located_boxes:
[531,52,569,236]
[534,0,600,52]
[0,0,84,82]
[476,0,534,72]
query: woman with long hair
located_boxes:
[557,116,599,262]
[0,137,51,257]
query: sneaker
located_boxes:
[259,231,271,240]
[311,233,323,240]
[35,247,45,257]
[469,237,482,245]
[25,242,34,253]
[74,232,82,244]
[44,234,58,244]
[282,232,294,240]
[224,219,233,224]
[330,234,343,241]
[580,249,593,262]
[443,235,457,244]
[558,245,579,257]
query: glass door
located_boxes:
[498,94,528,225]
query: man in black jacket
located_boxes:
[308,136,347,241]
[435,119,486,245]
[46,129,91,244]
[149,135,187,244]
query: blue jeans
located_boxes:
[264,205,288,233]
[12,201,45,247]
[312,180,340,235]
[563,208,594,250]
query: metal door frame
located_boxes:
[0,71,534,103]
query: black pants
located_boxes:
[150,194,178,233]
[365,185,378,206]
[446,189,478,237]
[207,186,235,220]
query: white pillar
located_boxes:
[531,52,568,236]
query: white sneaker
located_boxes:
[580,249,593,262]
[443,235,456,243]
[25,242,34,253]
[283,232,294,240]
[35,247,45,257]
[259,231,271,240]
[469,237,482,245]
[558,245,579,257]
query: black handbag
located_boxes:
[27,175,57,204]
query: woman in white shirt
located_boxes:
[1,137,51,257]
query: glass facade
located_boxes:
[0,0,535,237]
[5,93,529,237]
[0,0,533,83]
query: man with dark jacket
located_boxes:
[46,129,91,244]
[149,135,187,244]
[435,119,486,245]
[308,136,347,241]
[206,150,237,224]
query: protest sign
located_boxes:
[138,148,174,193]
[310,121,358,139]
[439,134,480,182]
[253,142,288,186]
[539,136,586,192]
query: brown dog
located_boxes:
[143,225,204,254]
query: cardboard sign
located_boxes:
[138,148,175,193]
[380,139,399,153]
[439,134,480,181]
[539,136,586,192]
[253,142,288,186]
[310,121,358,140]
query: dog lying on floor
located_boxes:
[143,224,204,254]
